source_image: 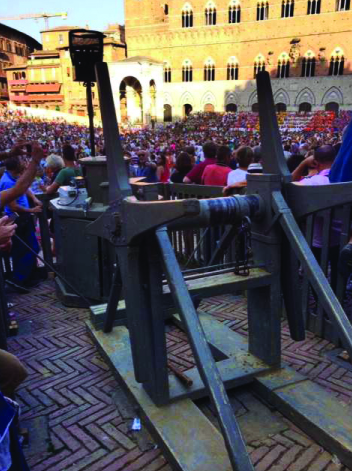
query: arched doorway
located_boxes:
[164,104,172,122]
[226,103,237,112]
[252,103,259,112]
[276,103,287,112]
[299,102,312,112]
[183,103,193,116]
[120,76,143,124]
[204,103,215,112]
[325,102,339,114]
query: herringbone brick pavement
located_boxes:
[7,282,352,471]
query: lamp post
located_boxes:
[69,29,105,157]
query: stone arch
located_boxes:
[200,91,217,108]
[119,76,143,124]
[182,1,193,11]
[321,86,343,105]
[330,47,344,59]
[225,91,239,105]
[295,87,315,106]
[274,88,290,106]
[164,92,173,105]
[248,90,258,107]
[179,91,195,107]
[303,50,316,59]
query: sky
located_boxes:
[1,0,125,43]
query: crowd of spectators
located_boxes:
[1,105,352,470]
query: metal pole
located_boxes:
[85,81,96,157]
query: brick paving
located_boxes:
[6,281,352,471]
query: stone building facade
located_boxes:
[0,23,41,105]
[121,0,352,120]
[6,25,126,116]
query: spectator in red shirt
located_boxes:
[183,141,217,184]
[201,145,232,186]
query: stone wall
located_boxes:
[124,0,352,116]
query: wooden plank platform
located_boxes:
[90,268,272,329]
[169,312,275,401]
[254,367,352,470]
[87,321,233,471]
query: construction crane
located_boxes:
[0,12,68,30]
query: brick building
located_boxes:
[6,25,126,116]
[0,23,41,105]
[119,0,352,121]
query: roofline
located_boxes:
[4,64,27,70]
[0,22,41,50]
[30,50,60,56]
[40,26,82,33]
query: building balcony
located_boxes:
[26,83,61,93]
[8,80,28,85]
[12,94,64,103]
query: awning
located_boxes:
[26,83,61,93]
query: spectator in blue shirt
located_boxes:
[133,151,158,183]
[0,157,42,287]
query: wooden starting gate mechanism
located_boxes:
[86,63,352,471]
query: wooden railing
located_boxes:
[300,204,352,345]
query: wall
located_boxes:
[124,0,352,103]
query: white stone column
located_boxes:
[155,85,164,123]
[142,88,151,125]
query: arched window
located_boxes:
[301,53,316,77]
[277,54,290,78]
[182,60,193,82]
[254,55,266,78]
[182,3,194,27]
[164,63,172,82]
[204,58,215,81]
[22,72,26,79]
[205,2,217,25]
[281,0,294,16]
[336,0,350,9]
[329,49,344,76]
[257,2,269,20]
[307,0,321,14]
[7,42,12,53]
[229,0,241,22]
[227,57,239,80]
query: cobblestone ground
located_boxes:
[7,281,352,471]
